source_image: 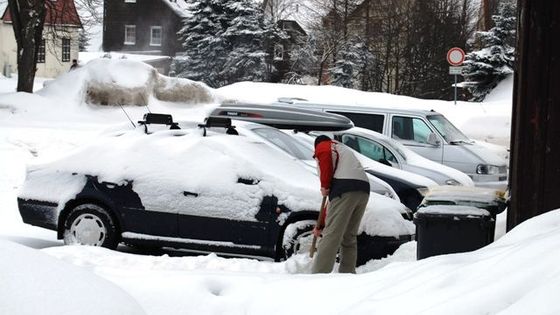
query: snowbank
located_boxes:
[41,209,560,315]
[0,240,145,315]
[40,58,215,106]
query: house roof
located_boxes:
[263,0,328,33]
[162,0,190,18]
[2,0,82,27]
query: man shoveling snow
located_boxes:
[311,135,370,273]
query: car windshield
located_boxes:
[252,127,315,160]
[427,114,471,143]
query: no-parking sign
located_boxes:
[447,47,465,66]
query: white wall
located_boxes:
[0,23,80,78]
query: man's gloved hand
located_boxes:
[313,225,323,237]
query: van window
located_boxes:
[427,114,470,142]
[392,116,433,144]
[341,134,397,164]
[329,111,384,133]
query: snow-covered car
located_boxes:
[18,115,414,264]
[331,127,475,186]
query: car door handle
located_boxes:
[183,191,199,197]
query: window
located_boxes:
[150,26,162,46]
[330,111,385,133]
[61,38,70,62]
[124,0,136,3]
[392,116,433,144]
[252,128,314,160]
[124,25,136,45]
[341,134,397,165]
[427,114,470,143]
[274,44,284,61]
[37,39,46,63]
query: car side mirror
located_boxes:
[426,132,441,146]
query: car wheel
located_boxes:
[281,220,317,260]
[63,203,119,249]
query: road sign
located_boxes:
[447,47,465,66]
[449,66,464,75]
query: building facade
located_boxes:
[103,0,186,57]
[0,0,82,78]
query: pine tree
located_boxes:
[221,0,268,83]
[171,0,279,87]
[171,0,230,87]
[330,39,371,89]
[462,1,516,101]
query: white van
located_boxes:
[275,100,508,190]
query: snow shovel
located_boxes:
[309,196,328,258]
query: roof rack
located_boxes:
[137,113,180,134]
[198,116,238,136]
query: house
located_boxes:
[102,0,188,73]
[269,19,307,83]
[0,0,82,78]
[262,0,310,82]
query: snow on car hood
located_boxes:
[19,128,414,237]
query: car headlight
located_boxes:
[476,164,500,175]
[445,179,461,186]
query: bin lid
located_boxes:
[416,205,491,217]
[420,186,506,214]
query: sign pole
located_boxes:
[454,74,457,105]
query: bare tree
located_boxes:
[8,0,47,92]
[7,0,99,92]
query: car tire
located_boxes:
[63,203,119,249]
[281,220,317,260]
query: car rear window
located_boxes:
[328,111,385,133]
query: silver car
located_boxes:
[329,127,474,186]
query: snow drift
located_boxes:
[0,240,145,315]
[40,59,216,106]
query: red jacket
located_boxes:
[314,140,337,190]
[314,139,370,199]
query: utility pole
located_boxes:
[508,1,560,230]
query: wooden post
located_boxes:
[508,1,560,230]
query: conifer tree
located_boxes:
[462,1,516,101]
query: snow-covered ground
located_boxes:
[3,60,552,315]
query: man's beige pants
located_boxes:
[312,191,369,274]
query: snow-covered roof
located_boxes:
[263,0,328,33]
[162,0,190,18]
[2,0,82,27]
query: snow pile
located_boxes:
[19,127,414,237]
[40,58,216,106]
[36,209,560,314]
[0,240,144,315]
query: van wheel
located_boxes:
[63,204,119,249]
[281,220,317,260]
